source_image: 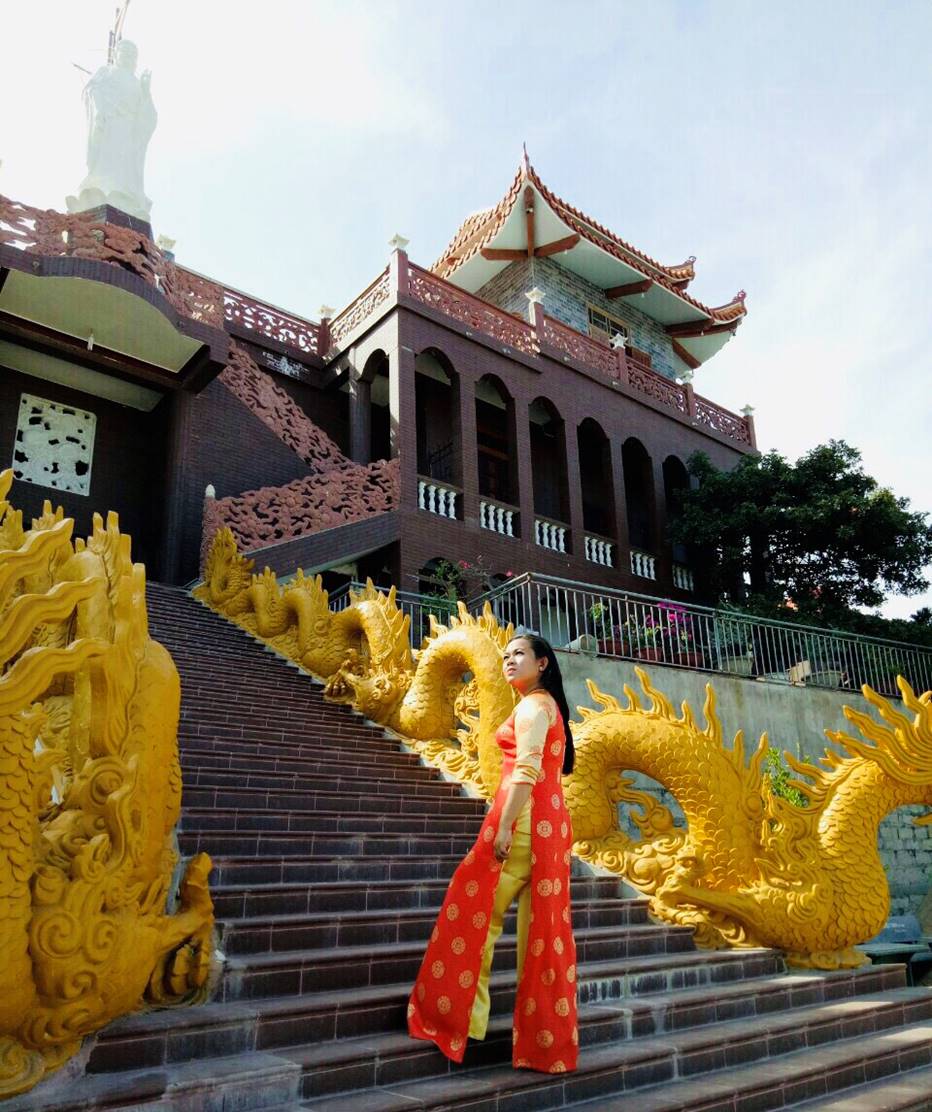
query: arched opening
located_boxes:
[663,455,690,566]
[577,417,614,539]
[622,437,655,553]
[415,349,459,486]
[417,556,463,599]
[529,396,569,526]
[475,374,518,506]
[362,350,391,463]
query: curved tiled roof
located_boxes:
[432,159,747,328]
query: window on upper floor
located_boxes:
[587,304,652,368]
[587,305,629,346]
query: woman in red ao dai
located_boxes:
[407,634,578,1073]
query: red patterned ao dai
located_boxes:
[407,709,578,1072]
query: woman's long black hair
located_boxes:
[512,634,575,776]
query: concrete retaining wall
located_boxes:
[556,651,931,919]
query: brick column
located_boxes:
[457,373,478,525]
[651,454,672,588]
[158,389,195,584]
[348,372,371,464]
[609,438,630,577]
[514,395,534,545]
[388,337,418,510]
[564,423,585,558]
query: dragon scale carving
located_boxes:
[0,471,214,1097]
[199,529,932,972]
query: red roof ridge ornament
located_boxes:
[430,158,749,367]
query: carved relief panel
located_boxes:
[12,393,96,495]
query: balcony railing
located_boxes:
[584,534,615,567]
[673,563,695,591]
[467,572,932,699]
[535,517,568,553]
[223,286,323,356]
[0,193,225,328]
[630,550,657,580]
[418,478,460,519]
[480,498,518,537]
[408,266,538,355]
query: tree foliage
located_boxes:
[672,441,932,629]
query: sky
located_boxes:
[3,0,931,619]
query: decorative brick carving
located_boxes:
[542,315,617,378]
[206,341,400,566]
[694,397,752,444]
[627,363,689,414]
[328,268,392,350]
[408,266,537,355]
[201,457,400,565]
[219,343,351,471]
[0,194,224,327]
[223,288,322,356]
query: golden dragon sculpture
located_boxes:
[198,528,932,972]
[0,471,214,1098]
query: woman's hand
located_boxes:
[493,827,512,862]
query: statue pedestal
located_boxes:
[63,200,153,242]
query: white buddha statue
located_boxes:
[67,39,157,222]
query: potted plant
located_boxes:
[588,602,628,655]
[629,613,665,662]
[664,605,703,668]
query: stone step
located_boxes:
[180,747,424,776]
[294,1020,932,1111]
[220,897,649,953]
[281,985,932,1105]
[181,711,393,738]
[180,828,479,859]
[211,874,634,919]
[572,1022,932,1112]
[182,778,473,813]
[216,925,702,1005]
[81,968,913,1101]
[207,852,480,887]
[180,757,450,787]
[87,953,801,1077]
[182,808,487,836]
[788,1062,932,1110]
[180,735,420,768]
[25,995,931,1112]
[179,731,410,762]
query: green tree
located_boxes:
[673,441,932,624]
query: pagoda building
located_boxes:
[0,154,753,606]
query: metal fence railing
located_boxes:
[325,574,932,699]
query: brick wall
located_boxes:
[161,373,327,584]
[385,306,745,602]
[0,364,167,571]
[476,257,690,380]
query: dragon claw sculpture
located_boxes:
[198,529,932,972]
[0,471,214,1097]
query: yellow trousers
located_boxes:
[467,827,533,1040]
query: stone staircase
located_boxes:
[6,582,931,1111]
